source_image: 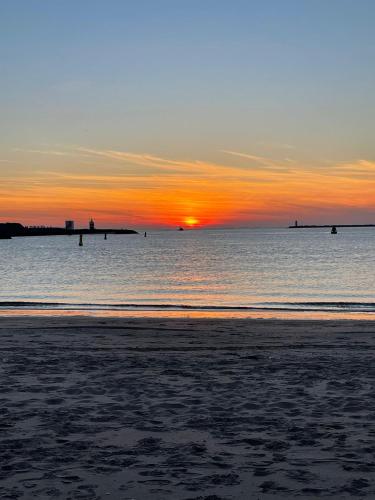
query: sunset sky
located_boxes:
[1,0,375,229]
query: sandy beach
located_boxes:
[1,316,375,499]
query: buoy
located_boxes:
[79,234,83,246]
[331,226,337,234]
[104,233,107,240]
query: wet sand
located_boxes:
[1,316,375,499]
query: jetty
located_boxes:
[0,221,138,239]
[289,224,375,229]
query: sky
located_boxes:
[1,0,375,229]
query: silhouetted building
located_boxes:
[65,220,75,232]
[89,218,95,231]
[0,223,25,238]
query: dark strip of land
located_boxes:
[289,224,375,228]
[0,222,137,238]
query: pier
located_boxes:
[289,224,375,229]
[0,222,138,239]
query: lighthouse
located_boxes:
[89,218,95,231]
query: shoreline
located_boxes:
[1,317,375,498]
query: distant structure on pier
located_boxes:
[294,220,298,227]
[89,218,95,231]
[65,220,75,232]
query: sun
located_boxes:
[184,216,200,227]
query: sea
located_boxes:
[1,227,375,319]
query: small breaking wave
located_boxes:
[0,301,375,313]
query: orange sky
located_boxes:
[1,148,375,229]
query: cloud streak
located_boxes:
[221,150,291,172]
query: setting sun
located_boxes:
[184,216,200,227]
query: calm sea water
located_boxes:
[1,228,374,315]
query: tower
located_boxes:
[65,220,74,232]
[89,218,95,231]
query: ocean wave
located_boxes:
[0,301,375,313]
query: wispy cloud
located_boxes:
[220,150,292,172]
[331,159,375,179]
[76,147,289,182]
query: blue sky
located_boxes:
[2,0,374,156]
